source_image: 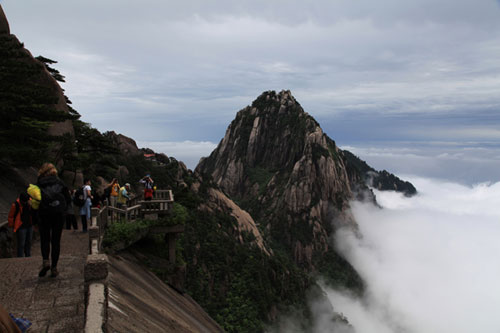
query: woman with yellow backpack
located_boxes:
[35,163,70,278]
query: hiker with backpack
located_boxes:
[36,163,70,278]
[79,179,93,233]
[7,192,33,257]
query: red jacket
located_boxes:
[7,199,31,232]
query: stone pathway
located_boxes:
[0,229,88,333]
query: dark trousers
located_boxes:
[66,214,78,230]
[80,215,88,231]
[16,227,33,257]
[39,212,64,268]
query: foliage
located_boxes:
[35,55,66,82]
[316,249,364,296]
[0,35,75,167]
[0,35,79,166]
[182,209,311,333]
[102,218,151,248]
[247,166,275,195]
[167,203,188,225]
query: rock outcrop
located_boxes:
[196,185,271,255]
[197,90,415,270]
[0,4,10,34]
[197,91,354,268]
[106,131,142,156]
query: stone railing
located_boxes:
[83,189,174,333]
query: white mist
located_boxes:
[324,177,500,333]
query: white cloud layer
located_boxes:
[137,140,217,170]
[323,177,500,333]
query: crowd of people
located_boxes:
[6,163,155,277]
[3,163,157,331]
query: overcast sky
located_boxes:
[2,0,500,178]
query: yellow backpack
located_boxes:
[27,184,41,210]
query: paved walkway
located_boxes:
[0,228,88,333]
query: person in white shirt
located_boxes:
[79,179,93,233]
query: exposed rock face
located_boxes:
[107,131,142,156]
[0,5,9,34]
[197,90,355,268]
[107,253,223,333]
[197,90,415,269]
[197,186,271,255]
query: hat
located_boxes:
[125,183,130,187]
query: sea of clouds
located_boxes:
[320,176,500,333]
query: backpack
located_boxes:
[14,201,31,226]
[27,184,41,210]
[40,183,67,213]
[73,187,85,207]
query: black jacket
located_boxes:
[37,175,70,213]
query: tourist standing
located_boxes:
[79,179,93,233]
[139,175,154,201]
[36,163,70,277]
[7,192,33,257]
[65,189,78,230]
[117,183,131,209]
[106,178,120,207]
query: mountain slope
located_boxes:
[197,91,414,274]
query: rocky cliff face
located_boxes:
[0,5,9,34]
[106,131,142,156]
[197,91,352,268]
[197,90,415,270]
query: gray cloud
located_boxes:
[136,140,217,170]
[342,144,500,185]
[2,0,500,171]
